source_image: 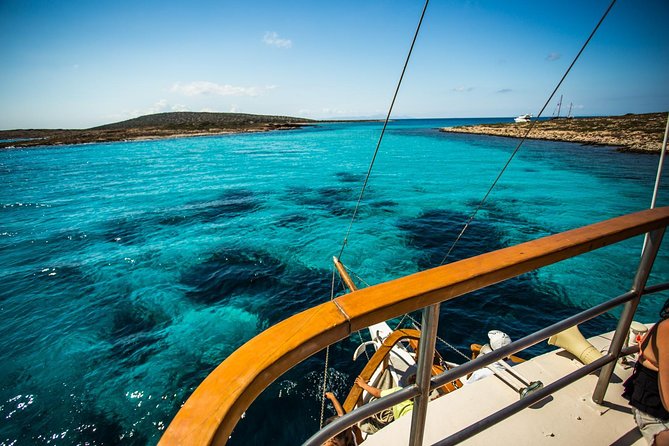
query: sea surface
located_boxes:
[1,119,668,445]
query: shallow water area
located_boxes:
[1,119,667,445]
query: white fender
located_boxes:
[353,341,377,361]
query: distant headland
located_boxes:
[0,112,314,149]
[440,112,667,153]
[2,111,667,153]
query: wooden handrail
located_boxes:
[159,207,669,445]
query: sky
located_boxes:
[1,0,668,129]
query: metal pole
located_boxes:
[651,112,669,210]
[408,304,440,446]
[642,112,669,251]
[592,226,666,403]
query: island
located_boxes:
[440,112,667,153]
[0,112,314,149]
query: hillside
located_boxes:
[440,112,667,153]
[92,111,310,130]
[0,112,313,149]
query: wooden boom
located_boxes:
[159,207,669,445]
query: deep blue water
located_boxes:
[1,118,667,445]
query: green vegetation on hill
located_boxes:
[440,112,667,153]
[0,112,313,149]
[92,111,311,131]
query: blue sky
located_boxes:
[1,0,668,129]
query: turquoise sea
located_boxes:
[1,119,668,445]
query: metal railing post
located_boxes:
[409,304,440,446]
[592,226,666,404]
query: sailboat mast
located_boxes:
[557,94,563,118]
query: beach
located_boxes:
[440,112,667,153]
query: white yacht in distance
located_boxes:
[514,113,532,123]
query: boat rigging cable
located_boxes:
[336,0,430,262]
[337,261,473,360]
[321,0,430,429]
[439,0,617,265]
[322,0,618,430]
[318,268,339,428]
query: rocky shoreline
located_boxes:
[4,111,666,153]
[440,112,667,153]
[0,112,313,149]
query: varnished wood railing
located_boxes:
[159,207,669,445]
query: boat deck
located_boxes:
[362,331,644,445]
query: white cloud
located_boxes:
[297,107,370,119]
[321,107,350,116]
[147,99,169,114]
[171,81,267,97]
[106,100,191,122]
[546,52,561,62]
[263,31,292,49]
[453,86,474,93]
[144,99,191,115]
[171,82,276,97]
